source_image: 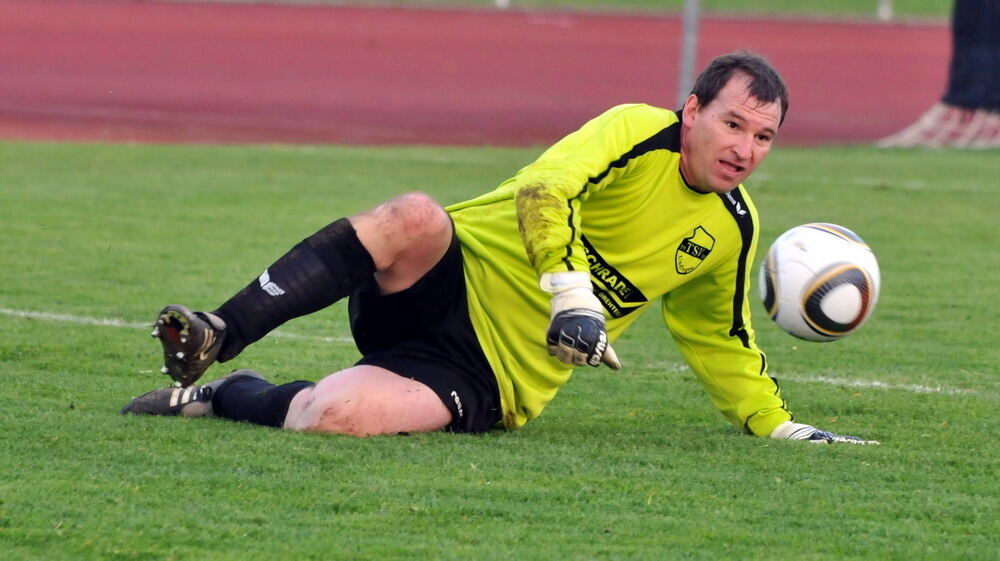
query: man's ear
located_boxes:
[681,94,700,123]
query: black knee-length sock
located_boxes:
[212,218,376,361]
[211,374,313,428]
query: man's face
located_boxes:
[679,73,782,194]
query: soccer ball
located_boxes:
[759,223,880,342]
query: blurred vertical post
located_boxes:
[495,0,510,9]
[676,0,700,108]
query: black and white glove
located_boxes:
[770,421,879,445]
[541,272,621,370]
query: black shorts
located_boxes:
[347,232,501,433]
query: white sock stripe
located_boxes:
[168,389,182,407]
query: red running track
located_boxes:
[0,0,949,146]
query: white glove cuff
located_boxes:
[539,271,592,293]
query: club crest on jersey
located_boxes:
[675,226,715,274]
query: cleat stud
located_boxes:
[150,328,160,337]
[175,352,185,359]
[180,337,187,344]
[160,366,169,374]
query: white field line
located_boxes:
[615,362,985,397]
[0,307,353,344]
[779,374,979,396]
[1,307,989,396]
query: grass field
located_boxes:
[1,140,997,560]
[345,0,952,18]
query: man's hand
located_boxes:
[770,421,879,445]
[546,308,621,368]
[541,272,621,370]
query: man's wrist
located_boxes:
[770,421,879,444]
[770,421,816,440]
[539,271,592,294]
[541,271,603,318]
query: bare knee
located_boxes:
[283,368,452,436]
[286,387,371,437]
[349,192,453,293]
[351,193,450,263]
[384,192,450,238]
[313,399,369,437]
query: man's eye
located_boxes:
[727,121,739,129]
[756,134,772,142]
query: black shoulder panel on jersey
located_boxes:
[560,120,681,270]
[721,189,786,432]
[717,187,756,349]
[720,193,787,431]
[587,121,681,186]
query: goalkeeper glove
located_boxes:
[541,272,621,370]
[770,421,879,445]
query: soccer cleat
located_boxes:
[153,304,226,387]
[119,385,214,417]
[120,370,264,417]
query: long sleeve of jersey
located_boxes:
[661,237,792,437]
[510,104,674,275]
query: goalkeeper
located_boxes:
[122,51,877,445]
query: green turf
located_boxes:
[1,141,997,560]
[341,0,952,19]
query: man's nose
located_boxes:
[732,134,753,160]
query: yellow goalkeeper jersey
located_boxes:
[446,103,790,436]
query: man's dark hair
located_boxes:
[690,50,789,125]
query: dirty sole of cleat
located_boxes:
[153,305,223,387]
